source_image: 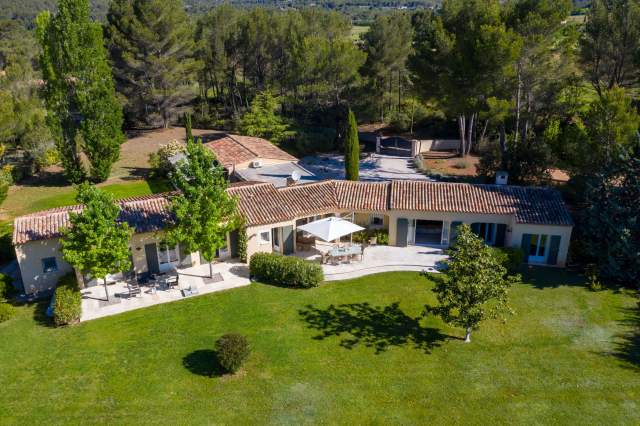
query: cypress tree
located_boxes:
[106,0,200,128]
[184,112,193,142]
[344,109,360,181]
[36,0,124,183]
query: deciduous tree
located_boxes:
[168,137,239,278]
[61,183,132,301]
[36,0,124,183]
[426,224,519,342]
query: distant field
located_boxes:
[351,25,370,41]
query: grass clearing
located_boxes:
[0,270,637,424]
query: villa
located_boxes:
[13,178,573,297]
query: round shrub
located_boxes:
[53,274,82,327]
[0,302,15,323]
[249,252,323,288]
[215,333,250,374]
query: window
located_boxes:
[370,214,384,227]
[42,257,58,273]
[529,234,548,259]
[259,230,271,244]
[472,223,497,245]
[158,242,179,265]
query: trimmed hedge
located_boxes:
[0,302,15,323]
[491,247,525,274]
[249,252,323,288]
[53,274,82,327]
[215,333,250,374]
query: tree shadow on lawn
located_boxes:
[609,306,640,371]
[519,266,587,290]
[183,349,225,377]
[298,302,453,354]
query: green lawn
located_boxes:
[1,178,171,220]
[0,270,638,424]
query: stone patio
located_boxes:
[80,261,250,321]
[297,245,448,281]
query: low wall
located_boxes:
[412,139,461,156]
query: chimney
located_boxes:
[496,171,509,185]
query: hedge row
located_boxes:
[53,273,82,327]
[249,252,323,288]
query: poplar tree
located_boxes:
[344,109,359,181]
[36,0,124,183]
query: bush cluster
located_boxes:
[0,273,11,300]
[0,302,15,323]
[249,252,323,288]
[353,229,389,245]
[491,247,525,273]
[53,274,82,327]
[215,333,250,374]
[148,139,185,177]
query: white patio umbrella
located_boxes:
[297,216,365,242]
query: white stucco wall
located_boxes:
[15,239,73,294]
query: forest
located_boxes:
[0,0,639,284]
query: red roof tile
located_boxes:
[13,180,572,245]
[203,134,296,167]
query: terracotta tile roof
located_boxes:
[203,134,296,167]
[13,180,573,245]
[12,193,176,245]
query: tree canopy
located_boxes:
[168,137,239,278]
[61,183,132,300]
[427,224,520,342]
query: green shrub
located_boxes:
[148,140,185,177]
[53,274,82,327]
[249,252,323,288]
[0,302,15,323]
[0,273,12,301]
[215,333,250,374]
[453,160,468,169]
[352,229,389,245]
[491,247,525,273]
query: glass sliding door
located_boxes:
[528,234,548,263]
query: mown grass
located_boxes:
[2,178,171,220]
[0,270,637,424]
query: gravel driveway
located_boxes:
[300,153,432,182]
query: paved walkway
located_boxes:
[297,245,448,281]
[80,261,250,321]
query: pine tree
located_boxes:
[36,0,124,183]
[240,91,292,144]
[344,109,359,181]
[61,183,132,301]
[106,0,201,128]
[168,138,239,278]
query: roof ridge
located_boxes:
[227,133,260,158]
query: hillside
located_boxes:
[1,0,587,26]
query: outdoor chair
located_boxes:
[126,281,141,298]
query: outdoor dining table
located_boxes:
[327,244,362,263]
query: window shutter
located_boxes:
[547,236,561,265]
[396,218,408,247]
[495,224,507,247]
[179,244,191,267]
[521,234,532,263]
[450,221,463,242]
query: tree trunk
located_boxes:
[514,63,522,146]
[104,277,109,302]
[209,261,214,279]
[466,113,475,156]
[458,114,467,157]
[464,327,472,343]
[499,123,507,155]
